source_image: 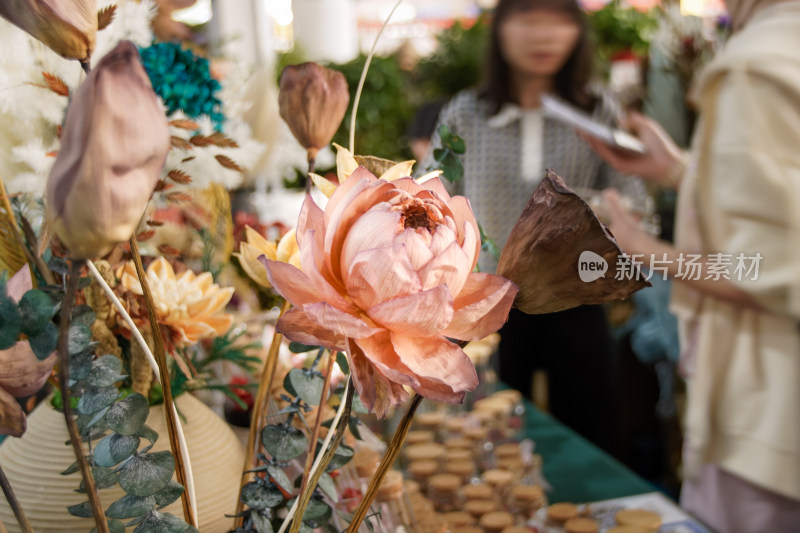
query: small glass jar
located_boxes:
[479,511,515,533]
[444,459,477,484]
[427,473,463,513]
[461,483,495,502]
[463,498,498,520]
[405,430,435,446]
[376,470,412,532]
[408,459,440,491]
[507,484,545,520]
[482,468,515,500]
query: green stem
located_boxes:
[59,258,109,533]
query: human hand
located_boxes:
[580,112,686,188]
[601,189,657,256]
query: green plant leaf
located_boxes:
[288,368,325,405]
[240,481,284,509]
[68,323,92,355]
[118,451,174,497]
[351,394,369,414]
[61,460,80,476]
[106,494,156,519]
[318,472,338,503]
[78,386,119,415]
[0,289,21,350]
[28,321,58,359]
[106,393,149,435]
[70,349,95,381]
[71,305,96,329]
[288,342,317,353]
[153,480,184,508]
[266,464,293,494]
[262,424,307,462]
[251,511,274,533]
[87,355,126,387]
[132,510,191,533]
[18,289,56,337]
[138,425,159,444]
[78,466,117,492]
[320,442,353,471]
[67,501,93,518]
[94,433,140,467]
[95,520,126,533]
[288,496,332,528]
[335,352,349,374]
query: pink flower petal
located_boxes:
[303,301,380,339]
[367,285,453,337]
[429,223,457,258]
[298,229,356,313]
[6,266,33,302]
[263,258,318,307]
[447,196,481,271]
[388,177,424,196]
[421,176,451,202]
[355,332,418,388]
[346,337,409,418]
[325,166,377,223]
[417,240,471,297]
[297,194,324,252]
[345,243,421,310]
[459,219,479,272]
[391,334,478,399]
[443,273,518,341]
[394,228,434,271]
[340,208,400,276]
[277,307,347,351]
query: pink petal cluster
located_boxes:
[263,168,518,417]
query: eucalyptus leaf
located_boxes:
[106,393,149,435]
[78,386,119,415]
[78,466,117,492]
[351,394,369,414]
[288,342,317,353]
[18,289,55,337]
[335,352,349,374]
[288,497,332,528]
[348,417,362,441]
[87,355,126,387]
[70,349,95,381]
[251,511,274,533]
[240,481,284,509]
[61,460,80,476]
[262,424,307,462]
[106,494,156,519]
[67,501,93,518]
[95,520,126,533]
[94,433,140,467]
[288,368,324,405]
[320,442,353,471]
[266,464,293,494]
[0,295,21,350]
[153,480,184,507]
[68,323,92,355]
[28,321,58,360]
[118,451,174,497]
[318,472,338,503]
[133,511,191,533]
[71,305,96,329]
[138,425,159,444]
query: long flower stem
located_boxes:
[235,298,291,527]
[345,394,423,533]
[298,351,335,496]
[129,238,197,527]
[305,153,316,195]
[59,259,109,533]
[285,377,354,533]
[0,463,32,533]
[85,259,197,520]
[348,0,404,153]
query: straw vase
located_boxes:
[0,393,244,532]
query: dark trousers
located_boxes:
[498,305,617,455]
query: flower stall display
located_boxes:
[0,2,650,533]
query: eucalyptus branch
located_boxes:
[129,238,197,527]
[298,350,335,496]
[58,258,109,533]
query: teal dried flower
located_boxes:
[139,42,224,127]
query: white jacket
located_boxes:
[671,0,800,500]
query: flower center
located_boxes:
[393,197,444,232]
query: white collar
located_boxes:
[487,103,544,129]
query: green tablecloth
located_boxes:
[524,403,656,503]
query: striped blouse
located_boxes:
[422,90,651,273]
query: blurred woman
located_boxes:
[582,0,800,529]
[424,0,649,452]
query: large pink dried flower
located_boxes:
[263,168,518,417]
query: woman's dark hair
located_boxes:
[479,0,595,113]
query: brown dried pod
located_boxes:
[497,170,650,314]
[278,62,350,160]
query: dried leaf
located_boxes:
[97,5,117,31]
[42,72,69,97]
[146,219,164,227]
[189,134,214,147]
[169,119,200,130]
[180,156,196,163]
[157,244,181,256]
[45,151,58,158]
[165,192,192,204]
[136,230,155,242]
[154,181,172,193]
[207,132,239,148]
[215,154,243,173]
[56,125,62,139]
[0,179,26,277]
[170,136,193,151]
[497,170,650,314]
[167,169,192,184]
